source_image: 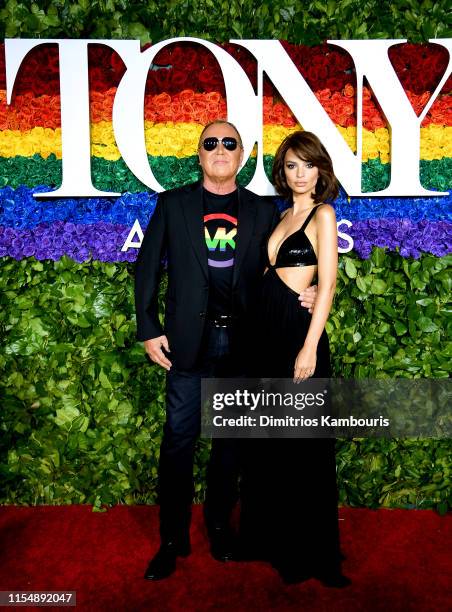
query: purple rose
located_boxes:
[3,227,15,240]
[23,243,36,257]
[12,236,24,249]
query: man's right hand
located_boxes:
[299,284,318,314]
[143,335,172,370]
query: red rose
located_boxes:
[110,52,126,82]
[89,67,109,90]
[149,68,172,94]
[306,66,322,85]
[198,68,224,93]
[324,76,347,92]
[329,51,351,72]
[183,48,200,72]
[311,54,328,68]
[154,48,172,66]
[263,81,273,97]
[170,46,186,66]
[170,69,189,90]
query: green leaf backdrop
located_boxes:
[0,1,451,511]
[1,253,450,510]
[1,0,451,43]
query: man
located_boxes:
[135,120,316,580]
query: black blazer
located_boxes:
[135,181,279,370]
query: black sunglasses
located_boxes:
[201,137,239,151]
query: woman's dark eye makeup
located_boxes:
[285,162,314,169]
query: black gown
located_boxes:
[239,206,343,582]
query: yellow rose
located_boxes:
[375,128,389,144]
[0,136,15,157]
[338,126,357,153]
[363,130,379,160]
[102,145,121,161]
[91,121,115,146]
[419,142,436,161]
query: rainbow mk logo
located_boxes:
[204,213,237,268]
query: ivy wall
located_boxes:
[0,1,450,510]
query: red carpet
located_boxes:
[0,505,450,611]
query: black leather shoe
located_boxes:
[279,569,312,585]
[316,572,352,588]
[208,527,236,562]
[144,541,191,580]
[271,560,312,585]
[234,539,270,562]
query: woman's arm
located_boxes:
[293,204,338,381]
[304,204,338,346]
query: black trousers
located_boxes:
[158,324,241,542]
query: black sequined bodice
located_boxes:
[267,205,319,269]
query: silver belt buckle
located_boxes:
[212,315,232,328]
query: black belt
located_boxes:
[207,314,235,328]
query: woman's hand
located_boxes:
[294,344,317,383]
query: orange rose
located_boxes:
[179,90,196,102]
[205,91,222,104]
[8,116,21,130]
[154,93,172,110]
[343,83,354,98]
[316,89,332,102]
[362,87,372,101]
[144,97,158,121]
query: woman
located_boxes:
[239,131,350,587]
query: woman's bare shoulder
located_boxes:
[315,203,336,221]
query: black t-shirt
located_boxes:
[203,187,239,318]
